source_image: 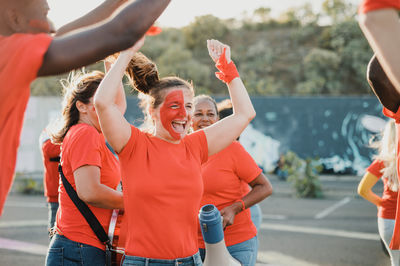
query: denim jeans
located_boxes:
[45,234,105,266]
[122,252,202,266]
[250,204,262,232]
[378,217,400,266]
[47,202,59,231]
[200,236,258,266]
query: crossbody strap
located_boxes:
[58,165,112,249]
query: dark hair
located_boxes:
[217,99,233,119]
[217,99,238,140]
[193,95,218,116]
[367,55,400,112]
[50,71,104,143]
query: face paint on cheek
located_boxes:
[29,19,50,33]
[160,90,187,140]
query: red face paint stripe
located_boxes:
[160,90,186,140]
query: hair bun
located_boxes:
[125,52,159,94]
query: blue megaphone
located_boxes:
[199,204,242,266]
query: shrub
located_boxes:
[282,151,323,198]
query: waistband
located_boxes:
[123,252,201,265]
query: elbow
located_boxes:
[357,185,367,198]
[266,184,273,198]
[264,184,273,199]
[248,109,256,122]
[76,189,98,206]
[258,183,273,201]
[240,109,256,125]
[94,95,108,112]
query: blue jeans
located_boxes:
[47,202,59,231]
[45,234,105,266]
[122,252,202,266]
[200,236,258,266]
[250,204,262,232]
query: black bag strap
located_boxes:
[58,165,112,249]
[49,156,60,162]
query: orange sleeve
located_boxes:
[366,160,385,178]
[68,127,102,172]
[231,142,262,183]
[390,192,400,249]
[185,130,208,164]
[383,107,400,123]
[8,33,52,82]
[359,0,400,14]
[117,125,142,157]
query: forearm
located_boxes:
[56,0,128,36]
[104,59,127,114]
[359,190,382,207]
[83,185,124,209]
[359,9,400,95]
[95,51,132,110]
[38,0,170,76]
[241,183,272,212]
[357,172,382,207]
[227,78,256,122]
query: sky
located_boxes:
[48,0,359,29]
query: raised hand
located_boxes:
[207,39,231,64]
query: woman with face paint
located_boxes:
[192,96,272,266]
[94,39,256,265]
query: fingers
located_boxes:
[207,39,231,63]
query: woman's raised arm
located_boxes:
[94,39,144,153]
[203,39,256,156]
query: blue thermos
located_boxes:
[199,204,242,266]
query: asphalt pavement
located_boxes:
[0,174,390,266]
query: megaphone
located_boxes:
[199,204,242,266]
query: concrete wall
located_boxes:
[17,97,62,174]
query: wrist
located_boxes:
[235,199,246,214]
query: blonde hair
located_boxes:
[371,120,398,192]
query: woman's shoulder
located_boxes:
[65,124,100,144]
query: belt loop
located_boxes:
[175,260,179,266]
[145,258,149,266]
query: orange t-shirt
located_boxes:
[0,33,52,216]
[56,124,121,250]
[383,107,400,249]
[198,141,261,248]
[41,139,61,203]
[359,0,400,14]
[118,125,208,259]
[366,159,398,219]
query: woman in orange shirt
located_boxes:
[94,39,256,265]
[39,129,61,236]
[45,53,131,264]
[192,95,273,266]
[358,120,399,266]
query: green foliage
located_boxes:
[31,0,374,97]
[282,151,323,198]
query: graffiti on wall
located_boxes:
[237,97,387,175]
[126,96,387,175]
